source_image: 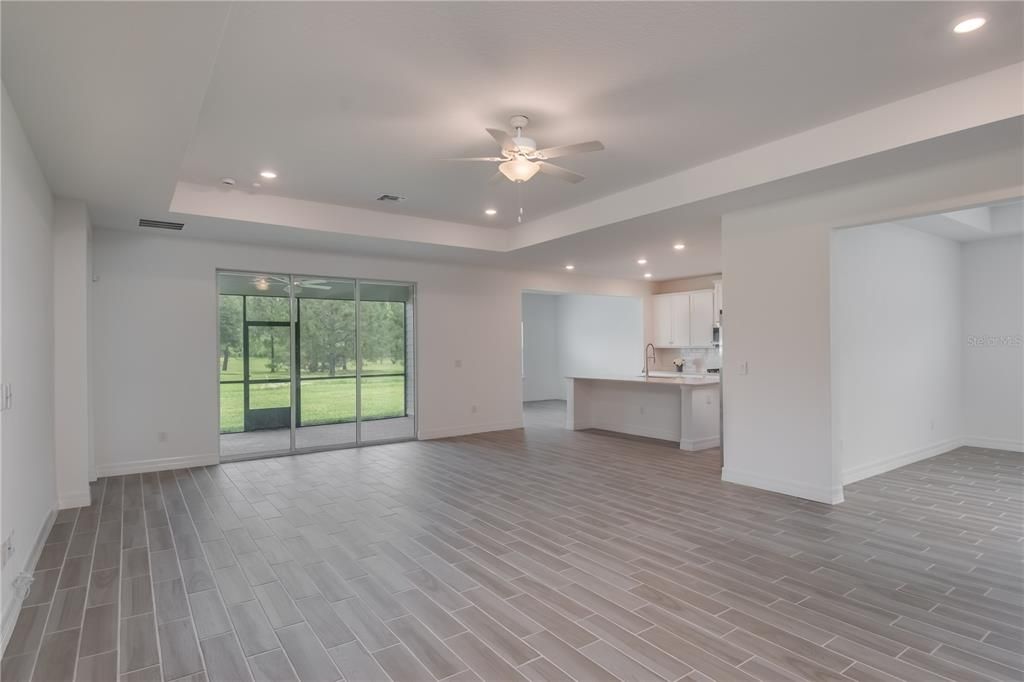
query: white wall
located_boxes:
[962,234,1024,450]
[90,229,647,473]
[721,144,1021,505]
[557,294,643,382]
[1,85,56,644]
[521,293,562,402]
[53,199,93,506]
[721,218,837,503]
[832,223,963,484]
[521,292,644,402]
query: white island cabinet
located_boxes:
[565,375,720,451]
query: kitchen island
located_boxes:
[565,374,720,451]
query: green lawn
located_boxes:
[219,375,406,433]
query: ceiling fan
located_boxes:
[289,278,331,291]
[252,275,331,292]
[446,115,604,184]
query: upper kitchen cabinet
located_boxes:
[653,293,675,347]
[652,290,714,347]
[713,280,723,325]
[672,294,691,347]
[689,290,714,347]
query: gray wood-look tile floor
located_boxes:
[3,401,1022,681]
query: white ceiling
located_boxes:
[2,2,1023,280]
[181,2,1024,228]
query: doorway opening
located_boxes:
[218,272,416,460]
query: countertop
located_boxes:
[567,373,720,386]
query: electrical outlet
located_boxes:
[1,531,14,569]
[157,432,168,442]
[454,359,462,368]
[470,405,477,414]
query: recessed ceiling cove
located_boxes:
[179,2,1024,227]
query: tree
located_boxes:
[219,293,405,379]
[219,296,242,372]
[357,301,405,371]
[300,298,355,377]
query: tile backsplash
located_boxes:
[653,346,721,373]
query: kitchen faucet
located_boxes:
[644,343,656,379]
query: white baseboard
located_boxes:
[57,490,92,509]
[962,436,1024,453]
[1,507,56,654]
[95,453,218,477]
[419,420,524,440]
[721,468,844,505]
[842,438,961,485]
[680,435,720,451]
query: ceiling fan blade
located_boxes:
[299,279,327,285]
[534,140,604,160]
[302,284,331,290]
[443,156,505,162]
[536,161,585,183]
[486,128,514,152]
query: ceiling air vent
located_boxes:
[138,218,184,230]
[376,194,407,202]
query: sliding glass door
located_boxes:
[295,278,357,451]
[217,272,415,460]
[359,282,415,442]
[218,274,292,458]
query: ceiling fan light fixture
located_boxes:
[499,157,540,183]
[253,277,270,291]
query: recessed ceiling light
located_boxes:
[644,273,652,279]
[259,170,278,179]
[484,208,497,216]
[565,264,575,271]
[252,182,261,188]
[953,15,987,33]
[637,258,647,265]
[673,243,685,250]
